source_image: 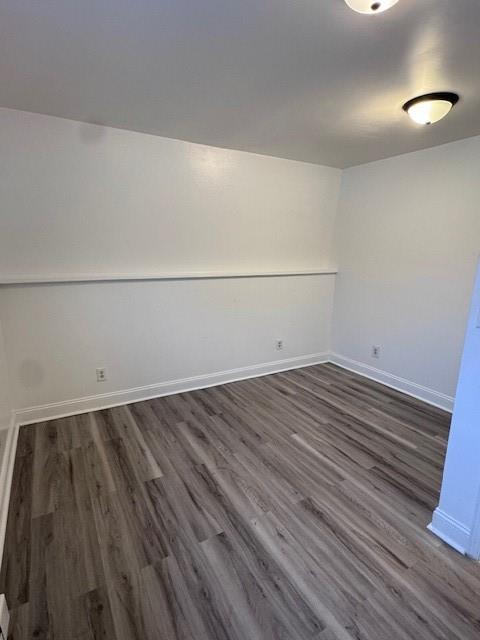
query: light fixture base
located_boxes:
[402,92,459,125]
[344,0,400,14]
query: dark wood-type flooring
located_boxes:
[2,363,480,640]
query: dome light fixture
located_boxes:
[402,92,459,125]
[344,0,399,14]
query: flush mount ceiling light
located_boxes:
[344,0,399,14]
[402,92,459,125]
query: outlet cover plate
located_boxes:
[96,367,107,382]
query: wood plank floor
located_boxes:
[2,363,480,640]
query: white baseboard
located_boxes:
[0,414,19,574]
[0,593,9,640]
[428,508,471,555]
[15,352,330,426]
[467,489,480,561]
[14,351,455,425]
[329,353,454,413]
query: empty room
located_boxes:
[1,0,480,638]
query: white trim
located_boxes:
[466,486,480,560]
[428,508,471,555]
[0,414,19,569]
[0,592,9,640]
[0,269,338,286]
[14,352,330,426]
[329,353,454,413]
[13,351,455,425]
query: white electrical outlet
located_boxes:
[371,345,380,359]
[276,340,283,351]
[96,367,107,382]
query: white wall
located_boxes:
[0,319,14,580]
[1,277,334,413]
[2,107,479,418]
[0,108,340,278]
[332,135,480,405]
[430,260,480,555]
[0,322,12,429]
[0,109,340,414]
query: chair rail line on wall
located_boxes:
[0,268,338,286]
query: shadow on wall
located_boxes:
[77,120,108,144]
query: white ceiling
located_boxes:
[1,0,479,168]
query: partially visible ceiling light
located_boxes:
[402,92,460,125]
[344,0,399,14]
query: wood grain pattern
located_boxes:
[2,363,479,639]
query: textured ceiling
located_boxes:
[1,0,479,167]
